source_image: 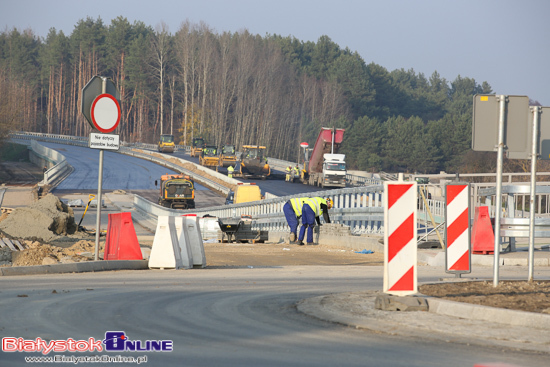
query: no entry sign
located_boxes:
[90,93,121,133]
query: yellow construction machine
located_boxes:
[158,134,176,153]
[199,145,220,171]
[219,144,237,168]
[190,137,205,157]
[240,145,270,179]
[157,174,195,209]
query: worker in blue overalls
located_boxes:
[297,197,333,246]
[283,197,308,243]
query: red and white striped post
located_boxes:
[445,183,471,274]
[383,179,417,295]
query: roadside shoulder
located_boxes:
[297,290,550,354]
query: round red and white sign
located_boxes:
[300,142,309,148]
[90,93,121,133]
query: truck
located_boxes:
[301,127,347,188]
[158,134,175,153]
[239,145,270,179]
[219,144,237,168]
[190,137,205,157]
[157,174,195,209]
[199,145,220,170]
[225,182,262,205]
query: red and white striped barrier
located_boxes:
[445,183,471,273]
[383,181,417,295]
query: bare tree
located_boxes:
[150,21,171,136]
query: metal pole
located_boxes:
[94,77,107,261]
[94,149,104,261]
[528,106,540,281]
[493,95,507,287]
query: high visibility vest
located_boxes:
[290,197,308,217]
[304,197,327,217]
[227,166,234,173]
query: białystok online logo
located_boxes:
[2,331,173,354]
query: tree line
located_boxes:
[1,16,527,174]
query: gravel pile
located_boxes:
[0,193,77,242]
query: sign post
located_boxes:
[81,76,121,261]
[492,95,506,287]
[472,94,531,286]
[528,106,541,281]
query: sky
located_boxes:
[1,0,549,105]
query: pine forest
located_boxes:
[0,16,540,174]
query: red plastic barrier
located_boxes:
[104,212,142,260]
[471,206,495,254]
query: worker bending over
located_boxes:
[283,197,308,242]
[297,197,333,246]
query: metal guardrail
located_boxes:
[134,185,385,235]
[500,217,550,237]
[27,140,74,188]
[477,184,550,241]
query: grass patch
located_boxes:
[0,142,30,162]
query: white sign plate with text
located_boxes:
[89,133,120,151]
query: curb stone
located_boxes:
[0,260,149,276]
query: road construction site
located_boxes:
[1,137,550,365]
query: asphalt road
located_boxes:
[1,267,547,367]
[43,142,183,191]
[45,142,323,203]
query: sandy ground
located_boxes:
[420,280,550,314]
[204,241,384,267]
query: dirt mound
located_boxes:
[0,193,77,242]
[9,239,100,266]
[420,280,550,314]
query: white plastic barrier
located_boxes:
[149,216,185,269]
[174,216,193,269]
[183,214,206,268]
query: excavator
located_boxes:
[239,145,270,179]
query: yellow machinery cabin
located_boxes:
[219,144,237,168]
[157,174,195,209]
[158,134,175,153]
[190,137,205,157]
[233,182,262,204]
[240,145,270,179]
[199,145,220,170]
